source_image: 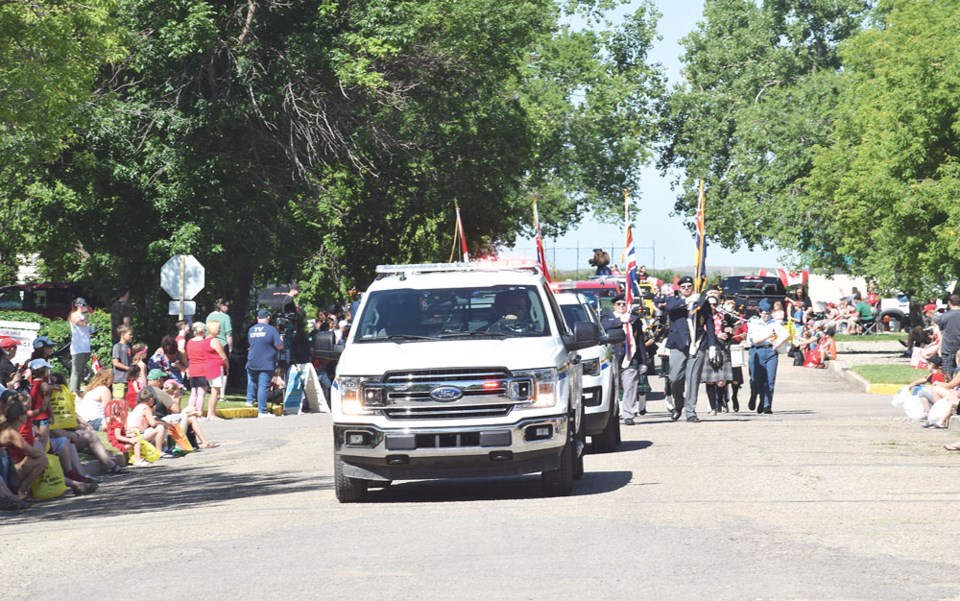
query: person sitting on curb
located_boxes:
[143,372,218,449]
[1,389,97,497]
[126,388,172,459]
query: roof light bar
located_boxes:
[375,260,541,276]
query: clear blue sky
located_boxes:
[506,0,787,273]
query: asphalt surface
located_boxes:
[4,362,960,601]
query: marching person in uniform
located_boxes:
[746,298,789,414]
[663,276,717,423]
[601,295,648,425]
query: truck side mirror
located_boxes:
[312,331,342,359]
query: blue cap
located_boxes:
[758,298,772,312]
[257,309,271,319]
[32,335,54,349]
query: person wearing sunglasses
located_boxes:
[662,276,717,423]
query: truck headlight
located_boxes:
[337,377,383,415]
[581,358,600,377]
[513,368,558,408]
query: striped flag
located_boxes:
[622,225,637,368]
[532,198,551,282]
[694,180,707,292]
[455,205,470,261]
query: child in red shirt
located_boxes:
[26,358,54,451]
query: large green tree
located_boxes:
[0,0,123,280]
[6,0,665,325]
[658,0,869,254]
[801,0,960,292]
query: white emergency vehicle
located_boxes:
[314,262,622,502]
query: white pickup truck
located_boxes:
[314,262,621,502]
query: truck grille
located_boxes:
[384,404,514,420]
[379,368,518,420]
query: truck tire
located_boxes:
[591,402,620,453]
[572,408,585,480]
[879,310,907,332]
[334,455,368,503]
[541,439,574,496]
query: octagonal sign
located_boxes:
[160,255,205,300]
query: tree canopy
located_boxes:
[0,0,665,320]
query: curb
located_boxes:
[867,383,902,395]
[217,405,284,419]
[830,360,904,395]
[829,360,869,393]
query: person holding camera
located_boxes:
[663,276,717,423]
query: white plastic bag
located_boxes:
[927,398,953,427]
[891,387,911,409]
[902,393,926,421]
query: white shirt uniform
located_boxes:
[746,316,787,348]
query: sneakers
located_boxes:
[258,412,276,418]
[623,418,635,426]
[686,415,701,423]
[71,481,98,496]
[245,401,255,407]
[131,459,152,467]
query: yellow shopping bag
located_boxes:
[49,385,78,430]
[31,453,68,500]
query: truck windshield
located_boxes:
[721,277,786,298]
[353,285,551,341]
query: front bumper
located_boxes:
[335,415,568,481]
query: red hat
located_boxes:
[924,303,937,313]
[827,302,836,308]
[0,337,17,349]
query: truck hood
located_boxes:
[336,337,567,375]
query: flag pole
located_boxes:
[533,194,552,282]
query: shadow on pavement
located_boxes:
[365,470,633,503]
[606,440,653,453]
[3,465,328,524]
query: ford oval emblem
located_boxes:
[430,386,463,402]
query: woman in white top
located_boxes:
[77,369,114,431]
[746,299,789,414]
[69,297,92,393]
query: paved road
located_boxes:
[5,363,960,601]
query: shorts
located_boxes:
[32,418,52,428]
[49,436,68,454]
[207,374,225,388]
[88,417,104,431]
[189,376,209,389]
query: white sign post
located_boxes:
[160,255,205,318]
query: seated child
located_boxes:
[126,387,171,459]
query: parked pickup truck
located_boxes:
[314,261,621,502]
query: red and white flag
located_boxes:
[455,205,470,261]
[622,224,637,368]
[91,355,102,374]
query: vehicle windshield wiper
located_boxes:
[364,334,438,342]
[435,330,506,338]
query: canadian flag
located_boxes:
[758,268,808,289]
[91,355,102,374]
